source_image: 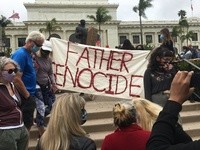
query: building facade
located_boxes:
[3,0,200,52]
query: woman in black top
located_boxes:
[144,46,176,107]
[146,71,195,150]
[160,28,174,54]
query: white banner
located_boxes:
[50,38,150,99]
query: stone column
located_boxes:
[128,33,132,42]
[11,35,16,52]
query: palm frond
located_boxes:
[133,6,138,13]
[39,18,62,36]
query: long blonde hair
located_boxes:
[40,93,86,150]
[132,98,162,131]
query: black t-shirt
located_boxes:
[143,68,176,101]
[161,40,174,53]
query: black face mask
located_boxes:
[80,108,88,125]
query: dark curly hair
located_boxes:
[147,46,174,71]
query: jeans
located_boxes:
[39,82,56,116]
[35,88,45,127]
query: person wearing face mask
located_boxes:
[143,46,176,107]
[0,57,29,150]
[11,31,45,132]
[36,93,95,150]
[33,40,58,137]
[160,28,175,55]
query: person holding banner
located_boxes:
[11,31,45,131]
[35,40,57,115]
[144,46,176,107]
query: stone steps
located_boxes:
[180,110,200,123]
[83,118,115,132]
[28,97,200,149]
[181,101,200,140]
[182,121,200,138]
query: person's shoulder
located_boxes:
[12,47,27,57]
[14,47,26,53]
[145,68,151,74]
[70,135,96,150]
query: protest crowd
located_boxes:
[1,15,200,150]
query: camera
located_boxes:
[173,56,200,101]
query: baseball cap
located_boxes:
[42,40,52,52]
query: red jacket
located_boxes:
[101,124,150,150]
[0,83,23,127]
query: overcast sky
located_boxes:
[0,0,199,22]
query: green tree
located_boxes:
[171,26,181,44]
[171,26,180,38]
[0,15,12,42]
[178,10,186,19]
[173,10,194,47]
[180,30,194,46]
[0,15,12,54]
[179,19,189,30]
[39,18,62,37]
[87,7,112,38]
[133,0,153,46]
[177,10,194,46]
[178,10,189,35]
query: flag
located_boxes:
[9,12,20,19]
[191,0,193,11]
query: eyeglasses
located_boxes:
[3,68,18,74]
[33,41,43,47]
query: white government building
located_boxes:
[4,0,200,52]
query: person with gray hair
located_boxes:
[11,31,45,131]
[101,100,151,150]
[0,57,29,150]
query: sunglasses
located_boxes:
[3,68,18,74]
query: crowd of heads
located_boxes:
[2,25,200,149]
[116,39,146,50]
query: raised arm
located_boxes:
[146,71,200,150]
